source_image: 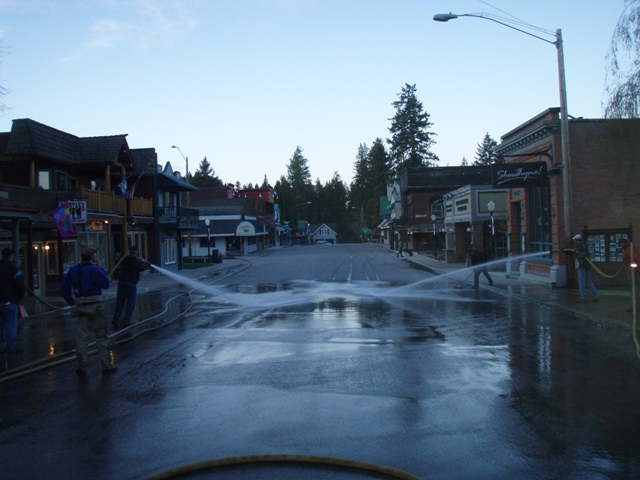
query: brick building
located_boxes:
[495,108,640,286]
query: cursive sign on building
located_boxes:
[491,162,548,188]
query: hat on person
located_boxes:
[129,245,139,253]
[618,237,629,246]
[572,234,582,241]
[81,246,97,258]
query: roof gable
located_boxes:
[5,118,133,168]
[7,118,80,164]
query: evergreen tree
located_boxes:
[191,156,222,187]
[350,143,370,216]
[261,175,270,188]
[274,175,293,224]
[349,139,392,235]
[461,156,469,166]
[321,173,352,241]
[473,133,503,165]
[278,147,315,233]
[604,0,640,118]
[387,83,439,175]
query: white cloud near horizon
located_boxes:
[58,0,199,63]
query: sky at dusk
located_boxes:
[0,0,624,187]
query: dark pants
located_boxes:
[112,281,138,323]
[0,302,18,350]
[474,267,493,288]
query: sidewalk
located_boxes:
[397,250,637,334]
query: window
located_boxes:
[454,197,469,214]
[61,240,78,274]
[528,186,552,258]
[163,238,176,265]
[128,232,147,261]
[38,170,51,189]
[45,241,58,275]
[321,228,328,235]
[55,171,68,190]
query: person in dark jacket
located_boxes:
[112,246,149,329]
[573,234,599,304]
[471,250,493,289]
[0,248,26,354]
[61,246,116,375]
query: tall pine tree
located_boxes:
[191,156,223,187]
[473,133,503,165]
[387,84,439,175]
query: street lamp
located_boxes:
[204,218,211,263]
[487,200,496,260]
[434,12,573,252]
[431,214,437,257]
[172,145,192,260]
[171,145,189,182]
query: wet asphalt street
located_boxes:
[2,244,640,480]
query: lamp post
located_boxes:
[487,200,496,261]
[172,145,192,260]
[434,12,573,253]
[204,218,211,263]
[466,226,472,267]
[431,214,437,257]
[171,145,189,183]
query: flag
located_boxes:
[117,178,129,198]
[490,215,495,235]
[53,203,74,237]
[117,171,143,199]
[128,171,143,199]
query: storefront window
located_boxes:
[528,186,552,257]
[61,240,78,274]
[45,241,58,275]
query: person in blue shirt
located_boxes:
[61,246,117,376]
[0,248,26,354]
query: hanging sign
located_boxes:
[60,200,87,224]
[492,162,548,188]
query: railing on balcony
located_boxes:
[80,186,152,217]
[158,206,199,230]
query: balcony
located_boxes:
[80,186,152,217]
[158,206,199,230]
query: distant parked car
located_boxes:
[315,240,331,245]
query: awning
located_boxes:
[407,224,433,233]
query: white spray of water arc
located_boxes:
[149,251,550,311]
[149,265,322,311]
